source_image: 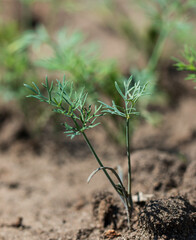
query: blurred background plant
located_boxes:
[0,21,55,135]
[0,0,195,144]
[7,25,126,143]
[0,22,35,101]
[174,45,196,89]
[96,0,196,113]
[10,26,122,102]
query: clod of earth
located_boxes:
[104,229,121,239]
[138,196,196,239]
[92,191,119,229]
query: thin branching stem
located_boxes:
[81,131,117,192]
[126,118,133,214]
[25,76,147,229]
[87,166,131,229]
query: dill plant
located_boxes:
[174,46,196,88]
[11,26,125,143]
[25,76,147,228]
[0,22,36,101]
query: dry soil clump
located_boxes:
[138,196,196,240]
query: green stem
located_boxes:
[147,26,168,72]
[71,118,117,191]
[82,131,117,192]
[126,118,133,212]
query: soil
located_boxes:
[0,93,195,240]
[0,1,196,239]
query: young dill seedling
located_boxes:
[24,75,147,229]
[98,76,148,222]
[24,76,118,194]
[174,45,196,88]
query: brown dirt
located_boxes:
[0,1,196,239]
[0,94,195,240]
[138,196,196,240]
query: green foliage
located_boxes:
[0,23,54,135]
[174,46,196,86]
[135,0,196,80]
[99,76,148,221]
[135,0,196,47]
[0,23,36,101]
[3,0,195,142]
[98,0,196,102]
[19,0,83,11]
[25,76,103,139]
[100,77,147,119]
[12,26,124,143]
[12,26,122,102]
[25,76,147,228]
[11,0,195,140]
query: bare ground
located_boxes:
[0,95,195,240]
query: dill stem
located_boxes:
[82,131,117,192]
[126,118,133,213]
